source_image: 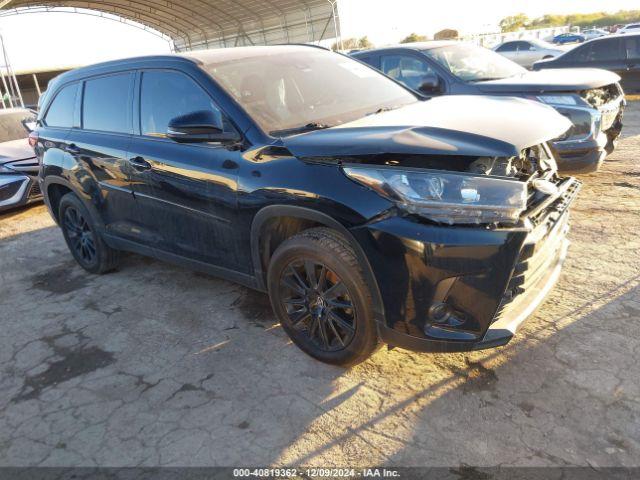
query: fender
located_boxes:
[41,176,107,232]
[250,204,386,324]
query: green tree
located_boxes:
[358,36,373,49]
[399,33,428,44]
[499,13,530,32]
[331,36,374,51]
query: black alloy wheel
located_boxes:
[267,227,380,366]
[63,206,97,265]
[279,259,356,352]
[58,192,120,274]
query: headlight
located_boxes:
[536,95,579,106]
[554,106,601,141]
[343,167,528,225]
[536,95,600,140]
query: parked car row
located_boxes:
[352,41,625,173]
[492,39,565,69]
[534,33,640,94]
[0,108,42,212]
[29,45,592,365]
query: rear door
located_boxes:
[582,38,626,75]
[126,69,244,272]
[623,36,640,93]
[65,72,143,242]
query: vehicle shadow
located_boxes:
[1,206,638,468]
[267,279,640,468]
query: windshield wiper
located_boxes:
[271,122,332,137]
[366,105,400,116]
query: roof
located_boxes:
[351,41,466,55]
[41,44,329,90]
[0,0,340,51]
[181,44,328,65]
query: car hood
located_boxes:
[0,138,35,164]
[283,96,571,159]
[475,68,621,93]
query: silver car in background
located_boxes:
[493,39,565,69]
[0,109,41,213]
[581,28,608,41]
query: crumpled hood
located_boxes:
[283,96,571,159]
[475,68,620,93]
[0,138,35,164]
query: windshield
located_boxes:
[202,49,417,135]
[423,44,526,82]
[0,110,30,143]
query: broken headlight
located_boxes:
[343,167,527,225]
[536,94,601,141]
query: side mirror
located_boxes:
[417,74,442,95]
[22,116,37,133]
[167,110,240,144]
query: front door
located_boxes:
[127,69,244,272]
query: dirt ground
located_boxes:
[0,103,639,468]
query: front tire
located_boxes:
[59,193,120,274]
[267,227,380,366]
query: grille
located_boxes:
[527,177,581,227]
[493,177,580,323]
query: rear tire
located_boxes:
[267,227,381,366]
[59,192,120,274]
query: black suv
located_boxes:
[352,42,625,174]
[534,33,640,94]
[35,46,579,365]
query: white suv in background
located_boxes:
[619,23,640,34]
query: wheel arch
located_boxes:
[43,176,105,231]
[250,205,385,323]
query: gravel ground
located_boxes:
[0,103,639,468]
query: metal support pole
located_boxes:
[32,73,41,97]
[327,0,342,50]
[0,71,13,108]
[0,34,22,107]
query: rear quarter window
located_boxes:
[43,83,79,128]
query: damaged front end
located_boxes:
[343,144,580,352]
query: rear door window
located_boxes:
[82,73,134,134]
[625,37,640,60]
[496,42,518,52]
[586,38,624,61]
[43,83,79,128]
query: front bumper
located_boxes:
[0,174,42,212]
[353,177,581,353]
[550,134,607,174]
[550,96,625,174]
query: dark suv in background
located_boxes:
[35,46,578,365]
[352,42,625,174]
[534,33,640,94]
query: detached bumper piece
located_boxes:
[376,177,581,353]
[0,174,42,212]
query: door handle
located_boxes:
[65,143,80,154]
[128,156,152,171]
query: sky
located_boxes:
[0,0,639,72]
[338,0,640,45]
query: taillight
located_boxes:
[28,131,38,148]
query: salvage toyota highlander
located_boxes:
[35,46,579,365]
